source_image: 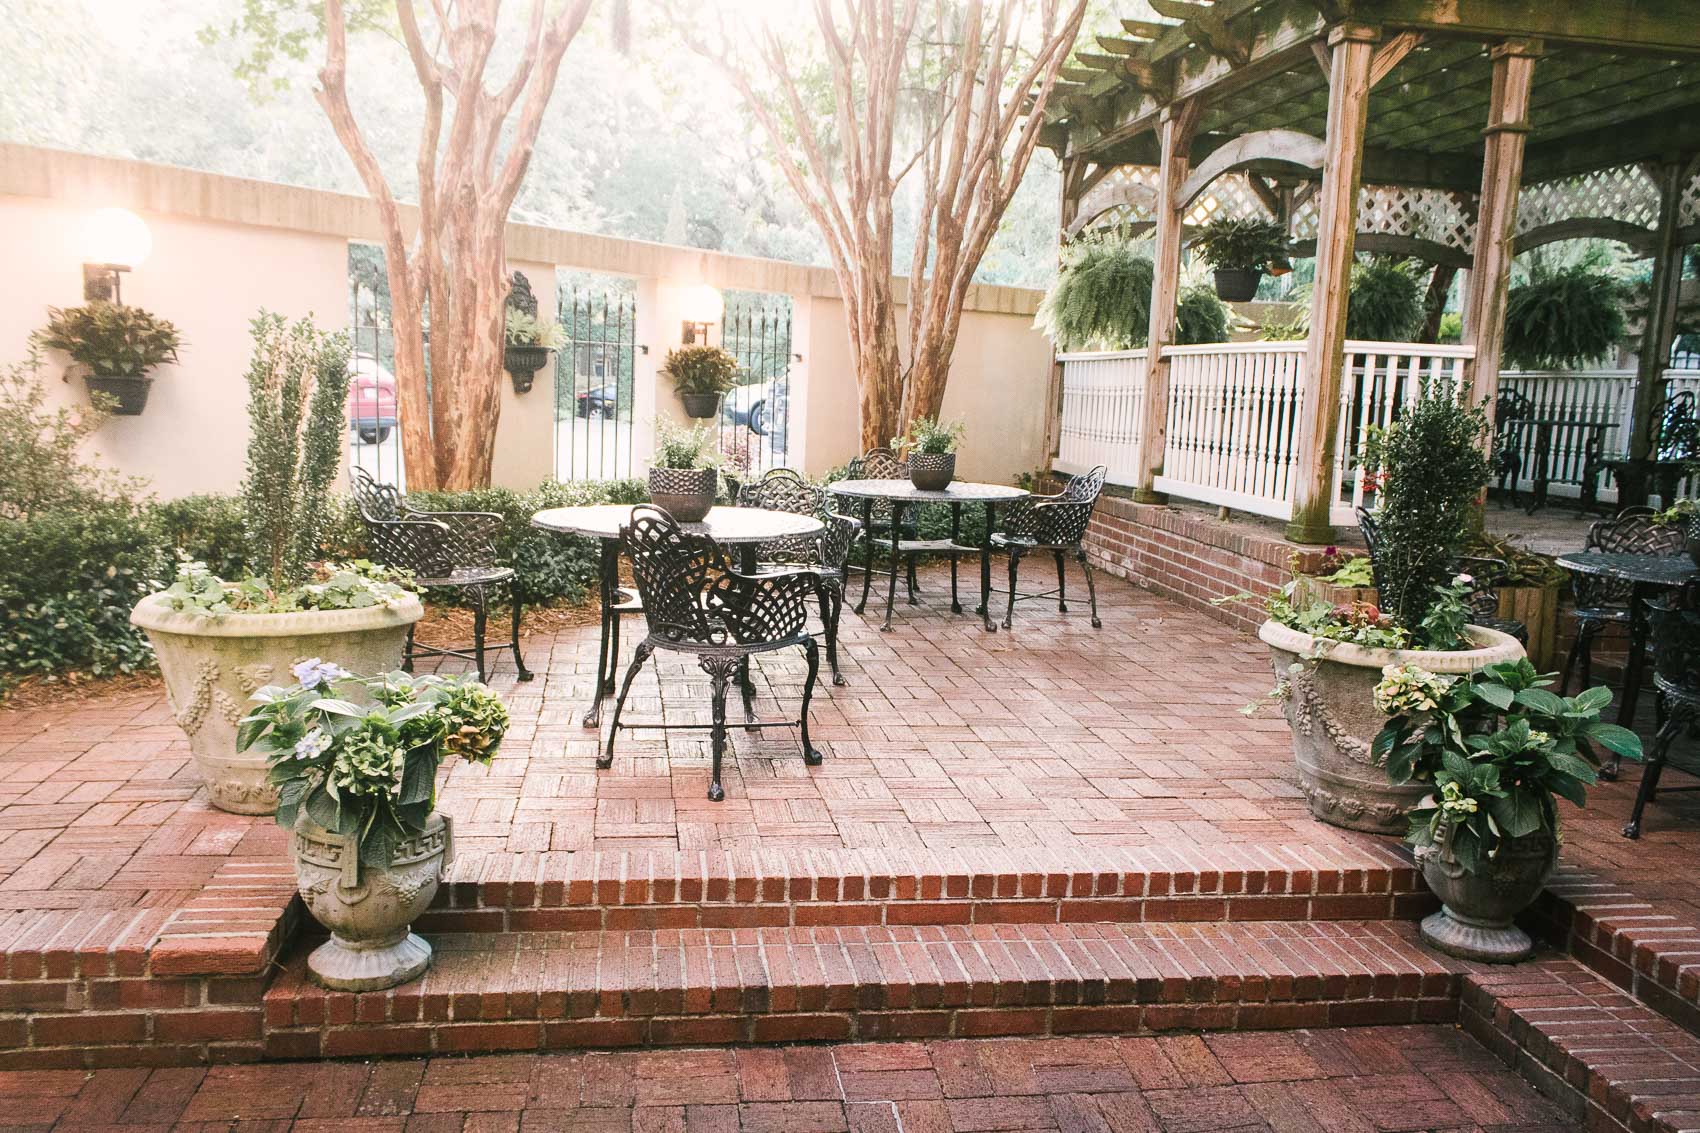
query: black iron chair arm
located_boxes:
[361,515,458,578]
[398,507,504,566]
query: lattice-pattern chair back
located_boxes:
[621,506,813,647]
[1001,465,1107,547]
[740,468,859,574]
[1651,581,1700,701]
[351,469,456,578]
[1354,507,1390,595]
[352,468,404,522]
[1578,508,1683,609]
[847,448,910,528]
[1652,391,1700,462]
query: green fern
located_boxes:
[1036,234,1154,350]
[1176,286,1230,345]
[1345,259,1425,341]
[1503,266,1625,370]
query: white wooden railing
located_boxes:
[1155,342,1305,518]
[1056,349,1147,486]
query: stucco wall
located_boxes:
[0,144,1053,498]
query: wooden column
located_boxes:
[1625,159,1690,487]
[1134,100,1199,503]
[1285,24,1377,545]
[1463,40,1540,409]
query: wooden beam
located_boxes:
[1522,100,1700,181]
[1135,97,1203,503]
[1289,23,1378,545]
[1369,31,1424,88]
[1288,233,1473,268]
[1626,160,1692,487]
[1311,41,1332,78]
[1245,174,1283,216]
[1463,40,1540,416]
[1513,218,1660,257]
[1177,127,1326,206]
[1148,0,1251,67]
[1120,19,1170,41]
[1366,0,1700,57]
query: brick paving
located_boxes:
[0,1025,1580,1131]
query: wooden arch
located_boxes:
[1065,179,1159,238]
[1512,217,1660,257]
[1176,129,1324,210]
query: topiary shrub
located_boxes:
[1503,266,1626,370]
[1346,260,1425,342]
[1037,234,1154,350]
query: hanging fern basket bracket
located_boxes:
[503,345,552,394]
[1213,268,1263,303]
[84,373,153,415]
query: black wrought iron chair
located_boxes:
[846,447,923,611]
[1561,507,1682,694]
[604,505,824,802]
[1492,389,1534,507]
[989,466,1108,630]
[1623,581,1700,838]
[738,468,860,686]
[1354,506,1527,645]
[350,469,531,683]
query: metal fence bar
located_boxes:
[720,293,794,479]
[555,283,637,482]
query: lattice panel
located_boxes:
[1518,165,1661,234]
[1072,167,1274,236]
[1289,185,1476,250]
[1679,170,1700,229]
[1186,174,1276,227]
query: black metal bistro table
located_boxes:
[1555,551,1700,770]
[531,504,825,727]
[828,479,1030,634]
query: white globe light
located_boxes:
[681,282,724,325]
[83,207,153,270]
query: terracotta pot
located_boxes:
[85,373,152,415]
[1416,821,1556,963]
[292,813,452,990]
[679,392,723,419]
[503,345,552,394]
[649,466,716,522]
[1258,620,1525,835]
[908,452,956,491]
[130,594,424,815]
[1213,268,1262,302]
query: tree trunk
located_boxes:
[857,290,905,453]
[1418,263,1458,343]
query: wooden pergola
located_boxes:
[1042,0,1700,542]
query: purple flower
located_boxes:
[291,657,348,690]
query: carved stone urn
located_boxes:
[130,595,424,815]
[1415,820,1556,963]
[1258,620,1525,835]
[293,813,452,991]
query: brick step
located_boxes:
[262,919,1462,1060]
[1464,957,1700,1133]
[422,844,1433,933]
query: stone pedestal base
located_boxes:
[1420,908,1534,963]
[308,930,432,992]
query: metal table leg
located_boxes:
[949,502,962,613]
[979,502,997,632]
[881,500,904,632]
[583,536,618,728]
[855,498,875,614]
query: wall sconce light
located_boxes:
[680,282,724,344]
[82,207,153,303]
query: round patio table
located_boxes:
[828,479,1029,633]
[531,504,825,727]
[1555,551,1700,769]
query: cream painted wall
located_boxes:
[489,259,557,491]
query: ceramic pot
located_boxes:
[679,392,722,419]
[1258,620,1525,835]
[1213,268,1262,303]
[503,345,552,394]
[909,452,956,491]
[292,813,452,990]
[649,466,716,522]
[86,373,152,415]
[1416,821,1556,962]
[130,594,424,815]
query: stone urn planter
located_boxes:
[293,813,452,990]
[1415,820,1556,963]
[909,452,956,491]
[86,372,153,415]
[649,466,716,522]
[1258,620,1525,834]
[130,594,424,815]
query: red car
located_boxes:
[349,357,398,444]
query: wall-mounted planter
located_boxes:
[679,392,722,419]
[504,345,552,394]
[85,372,153,415]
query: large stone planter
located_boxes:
[131,594,424,815]
[1258,620,1525,835]
[1416,821,1556,963]
[293,813,452,990]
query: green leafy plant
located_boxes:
[1036,234,1154,350]
[1503,266,1626,370]
[242,312,352,593]
[893,416,964,456]
[1191,217,1288,272]
[1436,312,1463,344]
[652,419,722,470]
[504,309,567,351]
[159,559,413,616]
[0,348,144,519]
[1259,308,1308,342]
[1373,659,1641,874]
[1655,498,1698,526]
[1176,286,1231,345]
[238,668,509,867]
[661,346,739,397]
[1323,556,1376,588]
[1345,259,1424,342]
[1358,386,1491,643]
[37,301,183,377]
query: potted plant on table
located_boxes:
[239,666,508,990]
[648,419,721,522]
[662,345,739,418]
[1372,659,1640,961]
[37,300,183,415]
[1250,386,1526,834]
[1654,499,1700,567]
[1192,216,1289,303]
[894,416,965,491]
[130,312,423,814]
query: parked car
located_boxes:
[349,356,398,445]
[722,379,786,438]
[575,383,618,418]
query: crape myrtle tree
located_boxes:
[212,0,592,489]
[688,0,1085,451]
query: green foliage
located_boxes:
[894,416,964,456]
[1258,581,1410,650]
[0,349,143,519]
[1176,286,1231,345]
[1191,217,1288,272]
[1037,235,1154,350]
[1436,312,1463,344]
[504,309,567,351]
[1259,308,1308,342]
[199,0,394,99]
[241,312,352,592]
[158,559,413,616]
[661,346,739,396]
[37,301,183,377]
[1373,659,1639,874]
[652,419,721,470]
[240,668,508,867]
[0,501,168,683]
[151,494,249,581]
[1360,387,1492,637]
[1323,556,1376,588]
[1345,260,1424,342]
[1503,266,1626,370]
